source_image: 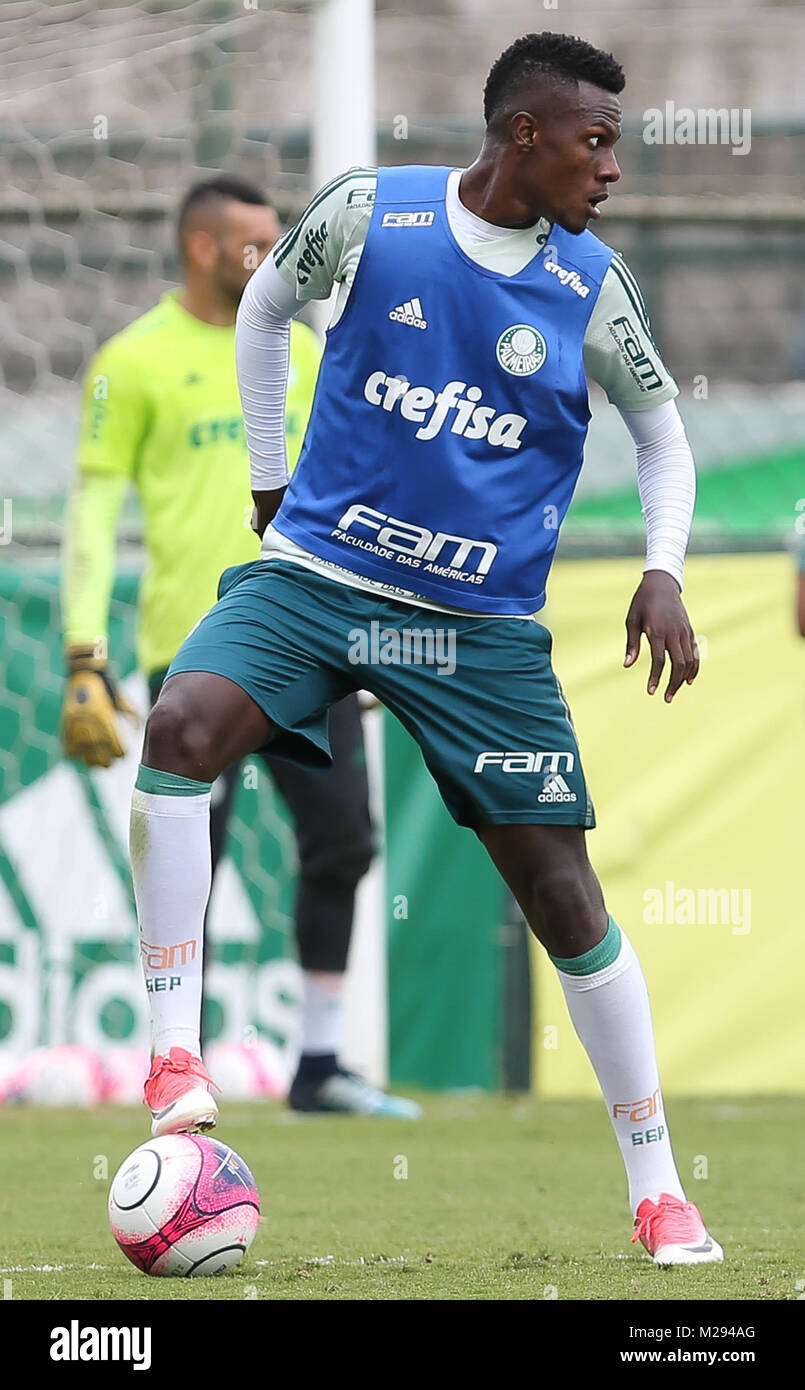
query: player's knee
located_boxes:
[520,856,603,935]
[143,688,219,778]
[347,815,375,881]
[535,864,597,917]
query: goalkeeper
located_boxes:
[61,175,419,1118]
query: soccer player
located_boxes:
[61,175,419,1118]
[129,34,723,1264]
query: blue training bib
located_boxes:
[273,165,614,613]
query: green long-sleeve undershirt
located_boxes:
[61,472,132,654]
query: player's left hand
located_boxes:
[251,486,287,539]
[623,570,699,702]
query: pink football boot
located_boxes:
[144,1048,218,1137]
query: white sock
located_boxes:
[130,786,211,1059]
[554,921,686,1214]
[300,971,345,1056]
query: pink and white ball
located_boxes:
[205,1040,289,1100]
[3,1045,106,1107]
[108,1135,260,1277]
[102,1047,150,1106]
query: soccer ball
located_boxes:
[108,1134,260,1277]
[3,1045,106,1107]
[102,1047,150,1106]
[205,1039,289,1100]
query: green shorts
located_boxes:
[167,559,595,830]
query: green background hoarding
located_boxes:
[0,563,507,1087]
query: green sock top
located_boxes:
[135,765,212,796]
[549,915,622,976]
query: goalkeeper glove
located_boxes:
[61,643,139,768]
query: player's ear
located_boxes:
[510,110,539,152]
[186,228,219,272]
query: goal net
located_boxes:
[0,0,322,1088]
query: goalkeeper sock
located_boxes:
[299,970,345,1060]
[130,764,212,1059]
[551,917,686,1214]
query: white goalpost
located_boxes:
[311,0,376,188]
[310,0,387,1086]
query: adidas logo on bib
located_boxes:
[389,297,427,330]
[538,774,577,804]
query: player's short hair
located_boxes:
[177,175,270,244]
[483,32,625,127]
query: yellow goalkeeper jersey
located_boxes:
[68,291,320,676]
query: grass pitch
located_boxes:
[0,1095,799,1301]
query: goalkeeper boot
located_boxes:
[144,1047,218,1137]
[632,1193,724,1266]
[289,1064,422,1118]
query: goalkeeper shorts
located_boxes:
[166,558,594,830]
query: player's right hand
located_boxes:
[61,644,139,767]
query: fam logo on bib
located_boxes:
[496,324,547,376]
